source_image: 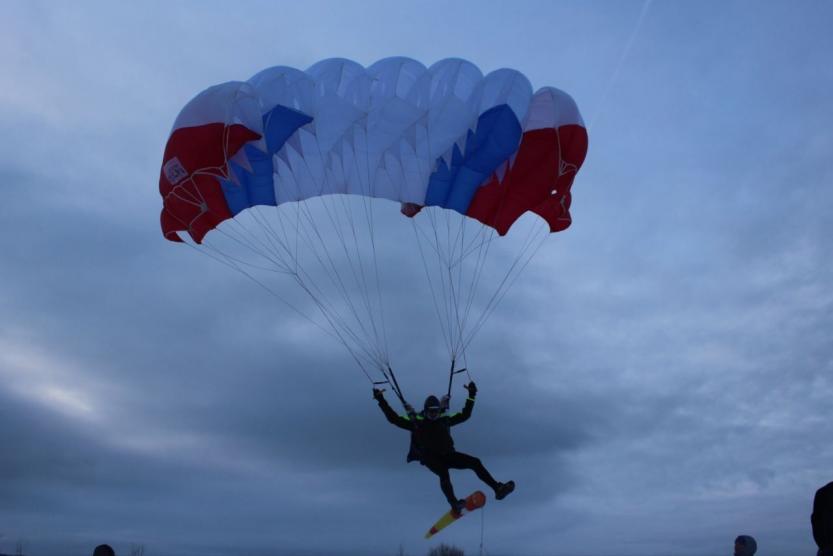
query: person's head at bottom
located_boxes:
[734,535,757,556]
[93,544,115,556]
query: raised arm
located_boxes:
[449,382,477,426]
[373,388,414,431]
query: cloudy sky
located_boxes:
[1,1,832,555]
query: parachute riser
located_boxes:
[373,365,410,411]
[446,358,469,400]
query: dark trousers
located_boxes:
[421,451,499,506]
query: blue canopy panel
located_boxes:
[423,105,522,215]
[218,105,313,216]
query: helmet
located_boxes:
[424,395,442,420]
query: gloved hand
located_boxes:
[404,403,416,415]
[440,394,450,410]
[465,381,477,397]
[373,388,384,401]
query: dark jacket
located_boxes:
[376,396,475,462]
[813,481,833,553]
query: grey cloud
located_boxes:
[3,2,833,555]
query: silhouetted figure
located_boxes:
[373,381,514,515]
[813,481,833,556]
[93,545,115,556]
[734,535,756,556]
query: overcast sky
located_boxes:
[1,1,832,555]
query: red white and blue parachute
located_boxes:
[160,57,587,243]
[159,57,587,383]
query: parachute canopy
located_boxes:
[158,57,588,383]
[159,57,588,244]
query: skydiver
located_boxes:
[373,381,515,515]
